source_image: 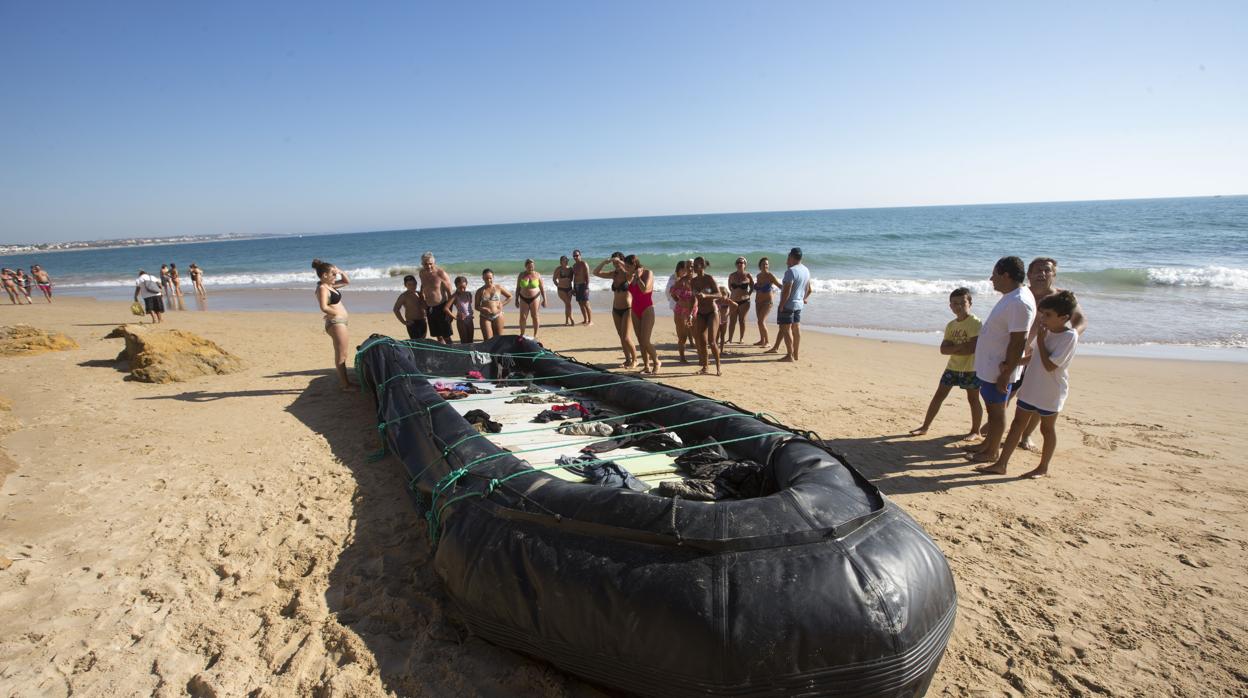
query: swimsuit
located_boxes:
[672,286,695,319]
[453,292,474,320]
[327,287,342,305]
[754,280,777,293]
[628,278,654,318]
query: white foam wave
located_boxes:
[1146,266,1248,290]
[808,278,996,296]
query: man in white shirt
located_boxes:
[967,256,1035,465]
[134,269,165,323]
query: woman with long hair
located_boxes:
[594,252,637,369]
[726,256,754,343]
[553,255,575,326]
[624,255,659,373]
[667,260,695,362]
[752,257,781,347]
[313,259,353,390]
[690,256,722,376]
[475,268,511,340]
[515,258,547,338]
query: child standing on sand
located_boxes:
[976,290,1080,478]
[393,274,428,340]
[912,287,983,437]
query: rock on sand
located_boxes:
[109,324,243,383]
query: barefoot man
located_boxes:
[765,247,812,362]
[418,251,455,345]
[967,256,1035,467]
[571,249,593,325]
[1017,257,1088,450]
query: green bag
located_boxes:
[130,301,146,316]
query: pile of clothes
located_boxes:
[654,441,772,501]
[433,380,492,401]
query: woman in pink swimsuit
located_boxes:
[624,255,659,374]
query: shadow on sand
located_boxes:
[285,375,606,696]
[820,434,1015,494]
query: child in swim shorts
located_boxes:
[978,290,1080,478]
[912,287,983,437]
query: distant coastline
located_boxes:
[0,232,271,256]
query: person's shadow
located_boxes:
[819,434,1014,494]
[286,375,609,696]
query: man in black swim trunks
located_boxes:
[571,249,593,325]
[418,251,455,344]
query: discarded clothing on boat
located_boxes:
[551,403,590,418]
[463,409,503,434]
[507,393,569,404]
[557,454,649,492]
[582,422,682,454]
[653,447,772,501]
[556,421,616,437]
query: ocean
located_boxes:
[3,196,1246,360]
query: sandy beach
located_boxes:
[1,297,1246,697]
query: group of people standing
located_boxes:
[911,256,1087,478]
[1,265,53,304]
[313,248,816,390]
[132,262,207,323]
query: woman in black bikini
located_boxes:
[475,268,511,340]
[313,259,353,390]
[553,255,575,326]
[690,256,722,376]
[752,257,782,347]
[594,252,637,369]
[726,256,754,344]
[515,258,547,338]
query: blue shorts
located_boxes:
[573,283,590,302]
[777,307,801,325]
[977,376,1013,405]
[940,369,978,390]
[1017,399,1057,417]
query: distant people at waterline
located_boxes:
[313,259,353,390]
[189,263,207,297]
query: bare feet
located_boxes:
[1019,439,1038,452]
[652,359,662,373]
[963,431,983,441]
[966,452,997,464]
[962,443,985,453]
[1021,467,1049,479]
[778,355,794,362]
[973,462,1008,474]
[763,348,779,354]
[697,367,709,375]
[909,426,928,436]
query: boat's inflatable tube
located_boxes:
[356,335,957,697]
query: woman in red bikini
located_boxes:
[668,260,696,363]
[624,255,660,374]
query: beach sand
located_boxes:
[1,297,1245,696]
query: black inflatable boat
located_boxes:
[356,335,956,697]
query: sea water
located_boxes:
[3,196,1245,358]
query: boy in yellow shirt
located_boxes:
[911,287,983,437]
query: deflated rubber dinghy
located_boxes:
[356,335,956,697]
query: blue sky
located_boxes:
[2,1,1245,243]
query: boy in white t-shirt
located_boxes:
[911,287,983,437]
[976,290,1079,478]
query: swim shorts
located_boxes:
[940,369,978,390]
[573,282,590,302]
[1017,399,1057,417]
[406,319,428,340]
[428,302,453,338]
[976,376,1013,405]
[777,307,801,325]
[143,296,165,313]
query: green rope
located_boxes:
[399,396,724,489]
[372,367,606,396]
[425,430,792,544]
